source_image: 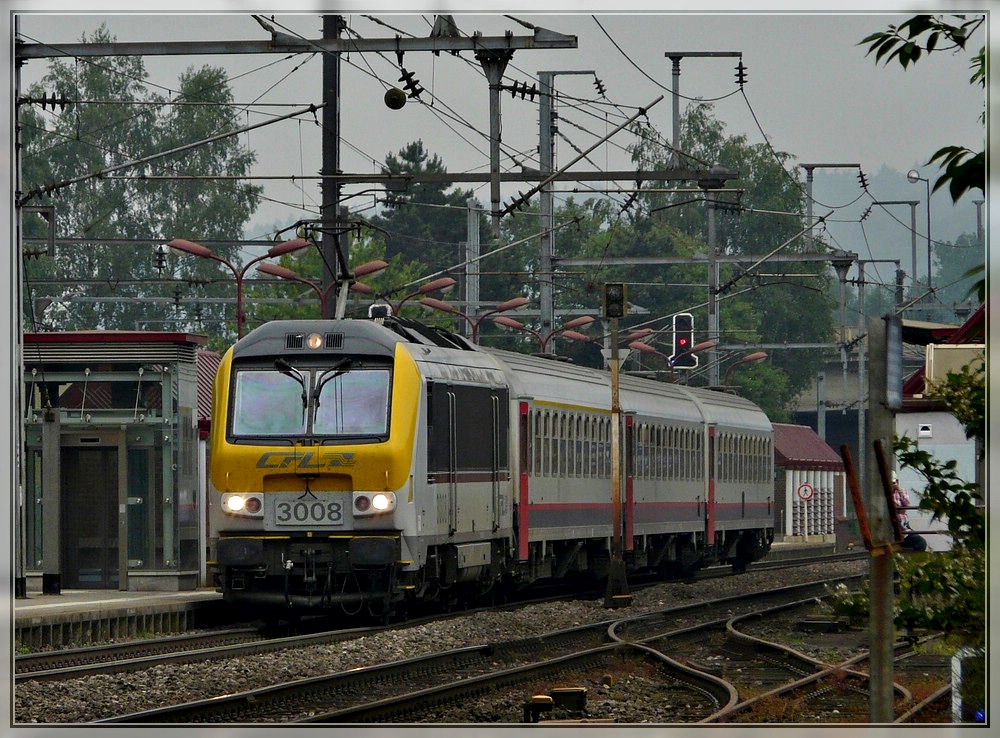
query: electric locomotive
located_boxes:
[208,316,774,619]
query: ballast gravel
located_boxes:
[15,560,866,724]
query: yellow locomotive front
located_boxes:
[208,320,421,618]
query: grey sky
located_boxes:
[10,5,989,274]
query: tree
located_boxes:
[368,140,479,270]
[931,232,984,316]
[19,24,261,337]
[623,103,837,417]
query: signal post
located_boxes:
[603,283,632,608]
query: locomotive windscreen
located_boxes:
[230,366,391,439]
[313,369,391,436]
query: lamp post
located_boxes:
[492,315,596,353]
[722,350,768,388]
[419,295,531,343]
[168,237,311,338]
[906,169,933,290]
[257,258,387,319]
[629,339,717,382]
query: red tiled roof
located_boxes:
[772,422,843,471]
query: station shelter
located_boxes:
[771,422,845,544]
[21,331,215,593]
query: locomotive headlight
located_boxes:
[353,491,396,516]
[223,494,263,517]
[306,332,323,349]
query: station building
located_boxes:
[20,331,218,593]
[770,422,845,545]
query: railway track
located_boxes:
[27,554,957,725]
[706,600,954,724]
[14,623,382,683]
[97,576,862,723]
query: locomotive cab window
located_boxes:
[232,370,308,436]
[230,364,391,441]
[313,369,390,437]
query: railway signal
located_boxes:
[603,282,627,319]
[671,312,697,368]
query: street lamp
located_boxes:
[257,258,388,318]
[722,350,768,388]
[629,339,717,382]
[492,315,596,353]
[168,236,311,337]
[358,276,458,317]
[419,295,530,343]
[906,169,933,290]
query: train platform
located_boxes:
[11,540,839,650]
[764,538,838,561]
[12,587,237,650]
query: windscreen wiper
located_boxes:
[274,358,307,410]
[313,358,353,409]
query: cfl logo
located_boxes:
[256,451,357,469]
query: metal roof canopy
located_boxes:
[772,422,844,471]
[24,331,207,364]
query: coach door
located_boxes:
[60,432,127,589]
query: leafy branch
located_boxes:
[859,14,984,68]
[860,14,985,202]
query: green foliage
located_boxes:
[621,102,835,413]
[830,356,984,651]
[894,436,984,545]
[927,361,985,452]
[860,14,983,69]
[20,24,261,336]
[927,146,985,202]
[368,140,479,270]
[894,545,985,645]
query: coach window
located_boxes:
[725,434,732,482]
[535,411,543,476]
[677,427,684,480]
[542,410,555,476]
[570,414,579,477]
[637,424,647,479]
[666,427,674,480]
[553,413,559,476]
[656,425,664,478]
[684,429,691,481]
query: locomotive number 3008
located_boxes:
[274,500,344,526]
